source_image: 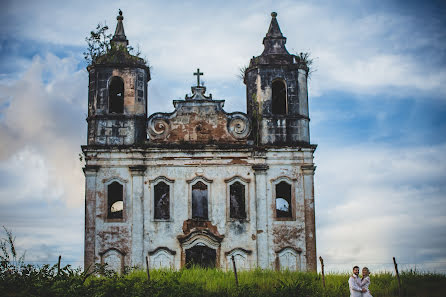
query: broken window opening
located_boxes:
[109,76,124,113]
[230,182,246,219]
[192,181,208,220]
[154,181,170,220]
[275,181,292,218]
[108,181,123,219]
[185,244,216,268]
[272,80,287,115]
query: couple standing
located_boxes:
[348,266,373,297]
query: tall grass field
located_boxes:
[1,265,444,297]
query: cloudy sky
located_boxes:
[1,0,445,273]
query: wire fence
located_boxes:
[18,258,446,274]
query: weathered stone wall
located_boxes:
[245,65,310,145]
[147,100,250,144]
[87,66,148,146]
[83,145,316,271]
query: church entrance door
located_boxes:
[185,244,216,268]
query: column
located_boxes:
[83,165,100,272]
[130,165,146,267]
[302,164,317,271]
[252,164,269,269]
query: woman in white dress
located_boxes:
[361,267,373,297]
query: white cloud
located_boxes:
[0,0,445,271]
[3,1,445,99]
[0,53,87,208]
[315,143,446,272]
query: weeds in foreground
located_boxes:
[1,228,445,296]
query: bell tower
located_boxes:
[86,10,150,146]
[244,12,310,146]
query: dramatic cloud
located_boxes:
[3,1,445,101]
[0,0,445,271]
[315,143,446,272]
[0,54,86,262]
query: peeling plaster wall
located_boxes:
[83,146,316,271]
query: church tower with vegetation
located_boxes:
[83,11,317,273]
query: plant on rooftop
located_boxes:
[83,23,148,67]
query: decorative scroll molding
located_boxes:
[147,114,170,139]
[227,112,251,139]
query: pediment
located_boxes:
[147,88,250,144]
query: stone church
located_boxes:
[83,11,317,272]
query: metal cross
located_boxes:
[193,68,204,86]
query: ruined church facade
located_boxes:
[83,11,317,272]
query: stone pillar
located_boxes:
[297,68,308,118]
[130,165,146,267]
[252,164,269,269]
[83,165,100,272]
[297,68,310,142]
[302,165,317,271]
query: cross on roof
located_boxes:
[194,68,204,86]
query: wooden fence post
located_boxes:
[319,256,325,289]
[146,255,151,281]
[57,255,61,275]
[393,257,402,297]
[231,255,239,287]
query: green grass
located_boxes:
[1,265,445,297]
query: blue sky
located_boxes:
[0,0,445,272]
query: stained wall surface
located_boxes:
[83,11,317,273]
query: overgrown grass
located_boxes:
[1,265,445,297]
[1,229,444,296]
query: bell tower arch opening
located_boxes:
[109,76,124,113]
[272,80,287,115]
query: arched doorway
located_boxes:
[178,228,224,269]
[185,244,216,268]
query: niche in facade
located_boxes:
[229,182,246,219]
[272,80,287,115]
[154,182,170,220]
[277,247,301,271]
[108,181,123,219]
[109,76,124,113]
[192,181,208,220]
[275,181,292,218]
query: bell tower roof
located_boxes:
[265,12,283,38]
[262,12,289,56]
[111,9,129,47]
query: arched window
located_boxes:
[154,182,170,220]
[109,76,124,113]
[108,181,123,219]
[272,80,286,115]
[275,181,291,218]
[192,181,208,220]
[230,182,246,219]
